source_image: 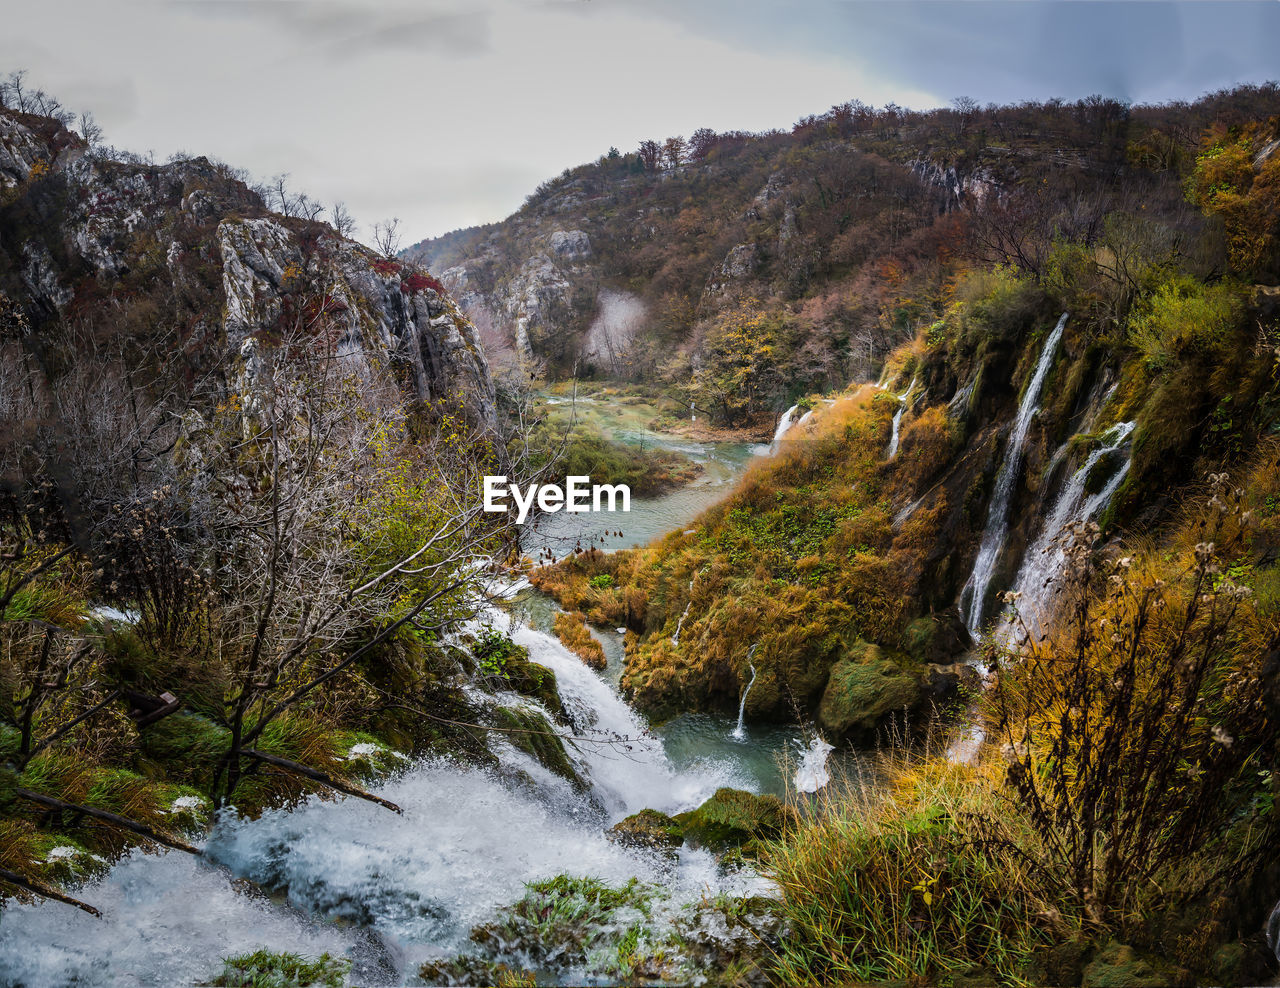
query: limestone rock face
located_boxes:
[548,229,591,259]
[502,251,573,361]
[908,157,1001,209]
[0,109,496,427]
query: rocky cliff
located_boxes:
[0,108,496,427]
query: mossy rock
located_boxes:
[674,787,794,854]
[901,611,971,665]
[503,653,567,721]
[1084,447,1127,496]
[1082,942,1191,988]
[610,808,684,849]
[816,643,923,745]
[492,706,581,787]
[205,949,349,987]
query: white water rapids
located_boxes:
[0,615,771,987]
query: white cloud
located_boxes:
[0,0,936,245]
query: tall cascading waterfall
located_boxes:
[886,377,917,460]
[962,313,1068,635]
[731,647,760,741]
[1000,421,1136,641]
[948,419,1137,765]
[0,609,768,987]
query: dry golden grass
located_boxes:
[552,611,606,669]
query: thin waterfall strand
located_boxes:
[963,313,1067,634]
[731,648,760,740]
[768,405,799,454]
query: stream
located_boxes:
[0,398,817,988]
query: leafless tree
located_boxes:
[372,217,402,257]
[329,201,356,239]
[76,111,103,146]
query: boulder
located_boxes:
[548,229,591,259]
[609,808,683,849]
[816,642,922,745]
[673,787,795,854]
[901,611,972,665]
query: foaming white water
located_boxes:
[793,736,835,793]
[731,650,759,741]
[0,613,764,987]
[507,618,749,815]
[962,314,1067,634]
[767,404,799,455]
[0,849,362,987]
[1001,421,1136,642]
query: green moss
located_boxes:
[1081,942,1191,988]
[140,712,230,789]
[816,642,922,745]
[610,808,684,849]
[492,706,580,785]
[674,787,794,855]
[204,950,350,987]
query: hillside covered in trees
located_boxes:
[408,86,1280,430]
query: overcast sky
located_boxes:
[2,1,1277,245]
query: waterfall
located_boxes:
[885,377,916,460]
[887,407,905,460]
[1001,421,1136,642]
[768,405,799,454]
[962,313,1067,635]
[670,572,698,646]
[793,736,835,793]
[731,648,760,741]
[0,610,769,987]
[948,419,1136,765]
[690,400,696,423]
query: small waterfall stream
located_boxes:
[962,313,1068,634]
[731,649,760,741]
[768,405,799,454]
[885,376,917,460]
[670,572,699,646]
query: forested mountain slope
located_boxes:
[408,85,1280,430]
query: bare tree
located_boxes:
[329,200,356,239]
[372,217,402,257]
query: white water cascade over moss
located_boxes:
[0,615,771,987]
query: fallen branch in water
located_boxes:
[0,866,102,917]
[15,788,202,855]
[240,748,402,814]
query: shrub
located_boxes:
[1127,275,1244,373]
[767,754,1059,986]
[992,473,1279,931]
